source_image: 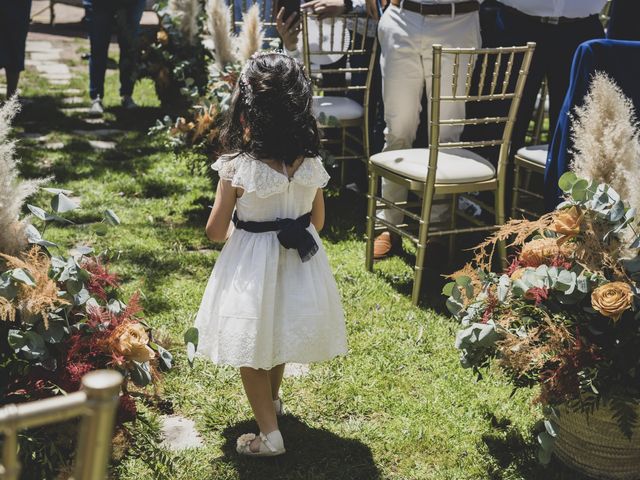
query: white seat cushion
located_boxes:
[516,144,549,166]
[313,96,364,122]
[370,148,496,184]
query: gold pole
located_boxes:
[71,370,123,480]
[1,418,19,480]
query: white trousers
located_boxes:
[377,6,481,225]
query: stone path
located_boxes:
[160,415,204,451]
[25,40,71,86]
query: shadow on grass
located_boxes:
[216,415,381,480]
[481,414,591,480]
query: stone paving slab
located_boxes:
[73,128,122,137]
[88,140,116,150]
[160,415,204,451]
[30,51,63,62]
[35,63,70,75]
[62,96,85,105]
[25,40,54,53]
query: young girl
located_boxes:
[194,52,347,457]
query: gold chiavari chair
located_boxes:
[512,79,549,219]
[301,12,377,185]
[0,370,122,480]
[229,0,279,46]
[365,43,536,305]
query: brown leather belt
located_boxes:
[389,0,479,16]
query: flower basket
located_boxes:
[553,403,640,480]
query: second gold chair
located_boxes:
[365,43,536,305]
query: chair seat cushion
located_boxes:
[313,96,364,122]
[516,144,549,166]
[370,148,496,184]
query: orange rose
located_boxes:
[111,323,155,363]
[591,282,634,321]
[551,206,583,237]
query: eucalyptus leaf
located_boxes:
[103,209,121,226]
[93,223,109,236]
[130,361,152,387]
[51,192,79,213]
[184,327,199,367]
[12,268,36,287]
[558,172,577,192]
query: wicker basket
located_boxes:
[553,403,640,479]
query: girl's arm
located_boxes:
[205,179,237,242]
[311,188,325,232]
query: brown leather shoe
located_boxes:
[373,231,400,260]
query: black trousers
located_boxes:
[464,2,605,159]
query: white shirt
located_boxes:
[499,0,608,19]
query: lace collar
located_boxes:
[211,154,330,198]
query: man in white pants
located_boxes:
[373,0,482,259]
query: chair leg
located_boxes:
[365,170,377,272]
[495,189,507,271]
[448,194,457,261]
[511,163,521,219]
[412,188,434,305]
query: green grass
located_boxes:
[7,44,592,480]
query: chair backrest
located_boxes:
[301,12,377,103]
[229,0,279,46]
[427,43,536,188]
[0,370,122,480]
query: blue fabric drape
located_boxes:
[544,39,640,210]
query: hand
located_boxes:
[301,0,345,20]
[276,7,301,52]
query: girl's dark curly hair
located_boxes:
[219,52,321,166]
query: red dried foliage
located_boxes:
[505,257,522,276]
[82,257,120,301]
[482,291,499,324]
[117,394,138,423]
[538,332,602,404]
[525,287,549,305]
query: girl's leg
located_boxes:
[240,367,279,451]
[269,363,285,401]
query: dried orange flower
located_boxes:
[109,322,155,363]
[551,206,583,237]
[510,268,526,281]
[519,238,562,267]
[157,29,169,46]
[591,281,633,322]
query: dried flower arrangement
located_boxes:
[0,98,173,477]
[150,0,267,163]
[445,172,640,463]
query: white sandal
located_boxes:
[273,398,284,416]
[236,430,286,457]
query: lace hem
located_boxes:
[211,154,330,198]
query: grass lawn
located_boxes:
[7,41,591,480]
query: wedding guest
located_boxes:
[88,0,146,115]
[0,0,32,99]
[607,0,640,41]
[373,0,483,260]
[486,0,607,156]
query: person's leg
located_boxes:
[240,367,280,452]
[269,363,285,401]
[116,0,145,99]
[89,0,114,100]
[377,6,426,227]
[546,16,604,136]
[6,71,20,98]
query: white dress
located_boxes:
[194,154,348,369]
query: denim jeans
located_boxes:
[89,0,145,99]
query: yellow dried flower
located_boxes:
[519,238,561,267]
[591,281,633,322]
[157,29,169,46]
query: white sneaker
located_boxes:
[121,95,138,109]
[89,97,104,116]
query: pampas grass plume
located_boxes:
[236,4,264,62]
[0,96,46,256]
[207,0,237,68]
[168,0,201,46]
[570,72,640,213]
